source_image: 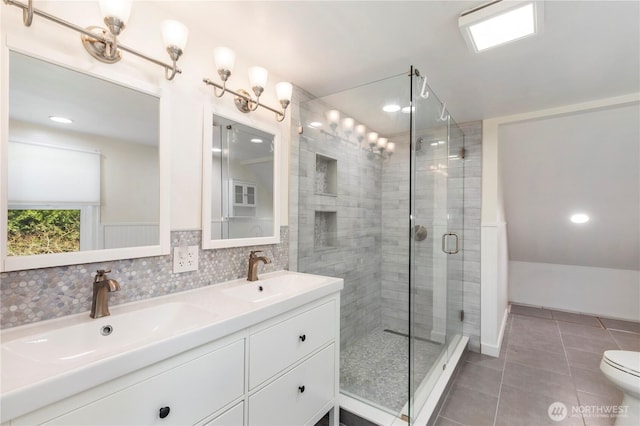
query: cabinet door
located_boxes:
[43,340,245,426]
[233,183,245,206]
[245,185,256,206]
[249,301,335,388]
[248,344,335,426]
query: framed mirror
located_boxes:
[1,48,170,271]
[202,107,280,249]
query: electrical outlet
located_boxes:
[173,245,199,273]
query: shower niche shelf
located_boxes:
[315,154,337,196]
[314,211,337,249]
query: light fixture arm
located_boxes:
[3,0,183,80]
[203,78,289,123]
[7,0,34,26]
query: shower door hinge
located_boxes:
[400,414,410,422]
[460,147,466,159]
[460,310,465,322]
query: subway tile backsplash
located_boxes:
[0,228,288,329]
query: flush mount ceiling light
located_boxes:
[3,0,188,80]
[459,0,544,53]
[570,213,590,224]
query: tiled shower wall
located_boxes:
[295,117,483,353]
[296,115,383,350]
[459,121,482,352]
[0,228,288,329]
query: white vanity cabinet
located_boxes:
[13,338,246,426]
[247,298,338,426]
[8,291,341,426]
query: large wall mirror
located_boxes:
[202,109,280,249]
[1,49,170,271]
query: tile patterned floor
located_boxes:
[434,305,640,426]
[341,327,444,413]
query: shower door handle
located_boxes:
[442,233,460,255]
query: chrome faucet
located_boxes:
[90,269,120,318]
[247,250,271,282]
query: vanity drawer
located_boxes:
[249,300,335,388]
[248,344,335,426]
[203,402,243,426]
[42,339,245,426]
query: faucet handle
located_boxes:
[95,269,111,282]
[249,250,263,258]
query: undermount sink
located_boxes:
[221,273,328,303]
[2,302,214,365]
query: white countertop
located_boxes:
[0,270,343,422]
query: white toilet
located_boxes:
[600,350,640,426]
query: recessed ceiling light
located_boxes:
[49,116,73,124]
[570,213,590,224]
[250,138,263,143]
[309,121,322,128]
[402,106,415,114]
[383,104,401,113]
[459,1,543,53]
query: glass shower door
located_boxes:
[408,69,465,421]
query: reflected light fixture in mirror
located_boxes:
[2,0,188,80]
[203,47,293,122]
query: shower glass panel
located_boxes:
[408,71,465,418]
[298,68,464,424]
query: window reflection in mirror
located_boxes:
[210,116,275,240]
[6,51,160,259]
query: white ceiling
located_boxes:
[157,0,640,123]
[9,51,159,146]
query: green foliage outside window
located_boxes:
[7,209,81,256]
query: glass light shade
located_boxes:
[355,124,366,136]
[249,66,268,89]
[99,0,132,24]
[386,142,396,153]
[326,110,340,125]
[162,20,189,50]
[342,117,355,132]
[377,137,388,150]
[213,47,235,72]
[276,82,293,101]
[367,132,378,146]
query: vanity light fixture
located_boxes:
[355,124,367,144]
[459,0,543,53]
[326,110,341,132]
[3,0,189,80]
[203,46,293,122]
